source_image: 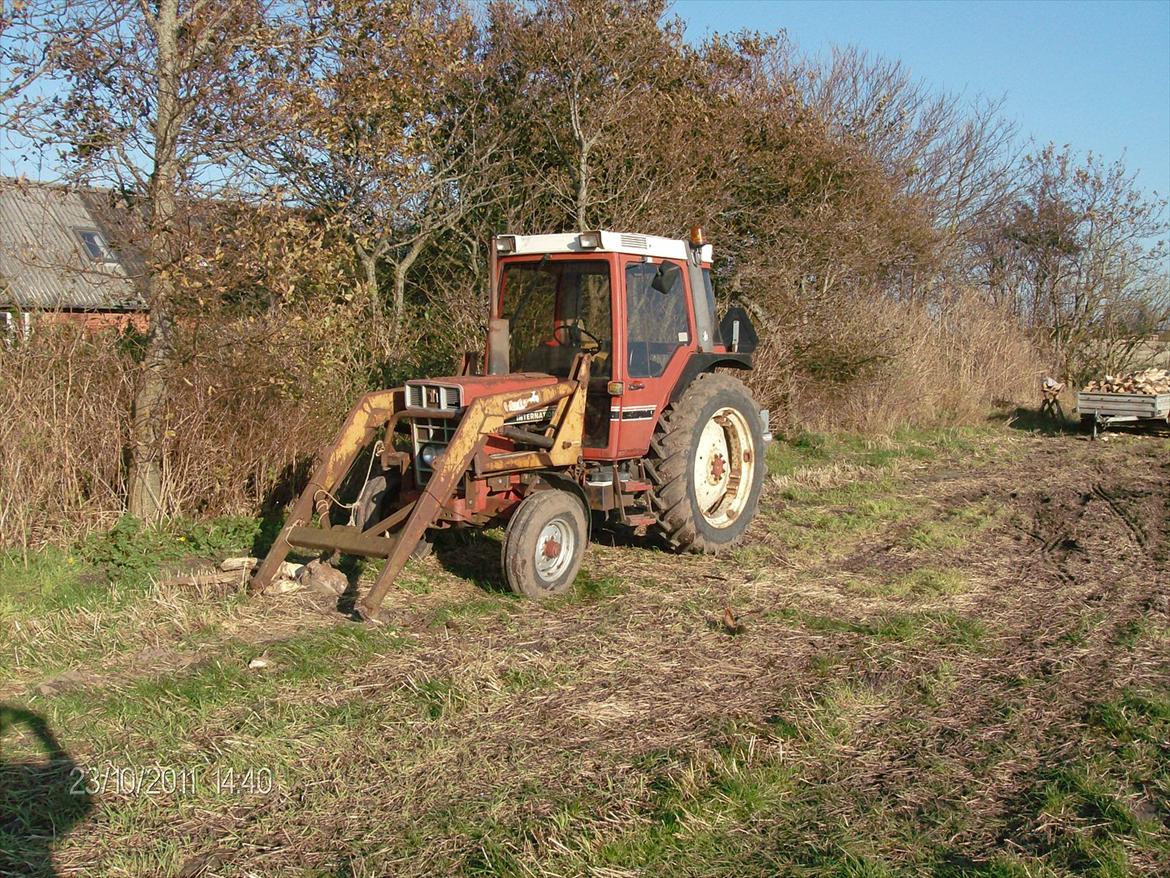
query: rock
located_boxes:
[267,577,304,595]
[296,559,348,596]
[278,561,304,579]
[247,657,270,670]
[220,556,258,572]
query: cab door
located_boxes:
[614,255,695,458]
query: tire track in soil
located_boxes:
[807,436,1170,871]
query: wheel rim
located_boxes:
[692,406,756,528]
[534,515,575,584]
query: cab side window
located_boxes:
[625,260,689,378]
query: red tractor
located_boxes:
[252,228,771,622]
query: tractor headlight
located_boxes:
[419,444,442,467]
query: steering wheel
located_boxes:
[553,323,601,351]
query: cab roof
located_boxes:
[495,230,713,264]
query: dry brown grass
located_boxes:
[0,309,369,552]
[2,428,1168,876]
[0,327,132,552]
[749,292,1044,433]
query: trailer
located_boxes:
[1076,390,1170,439]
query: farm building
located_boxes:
[0,177,148,334]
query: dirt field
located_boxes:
[2,425,1168,877]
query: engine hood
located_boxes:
[404,372,561,409]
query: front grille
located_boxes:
[411,416,459,485]
[620,233,648,249]
[406,382,462,411]
[406,383,464,485]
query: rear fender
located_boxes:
[667,352,752,406]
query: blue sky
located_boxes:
[675,0,1170,203]
[7,0,1167,206]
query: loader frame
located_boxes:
[251,356,592,622]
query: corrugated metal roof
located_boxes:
[0,179,148,311]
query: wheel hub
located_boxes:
[534,517,575,584]
[691,406,757,528]
[709,452,726,482]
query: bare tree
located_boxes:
[802,46,1020,294]
[0,1,121,138]
[53,0,270,520]
[983,144,1169,382]
[487,0,698,233]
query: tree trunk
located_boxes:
[574,144,589,233]
[390,236,428,343]
[567,81,590,232]
[127,309,172,519]
[356,244,381,323]
[354,243,387,357]
[127,0,181,522]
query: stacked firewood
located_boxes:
[1083,368,1170,395]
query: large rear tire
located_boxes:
[502,489,588,599]
[645,372,765,553]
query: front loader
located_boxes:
[251,228,771,623]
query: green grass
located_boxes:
[410,678,467,720]
[18,622,411,761]
[0,547,96,618]
[904,500,1005,552]
[0,516,267,685]
[427,594,516,629]
[775,495,916,551]
[999,688,1170,877]
[844,567,970,599]
[568,568,626,602]
[1,515,262,620]
[765,426,994,479]
[768,605,987,651]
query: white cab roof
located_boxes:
[498,230,713,263]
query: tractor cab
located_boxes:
[487,229,745,460]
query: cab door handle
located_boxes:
[628,381,645,391]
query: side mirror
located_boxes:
[719,306,758,354]
[650,262,682,294]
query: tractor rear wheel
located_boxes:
[502,489,588,599]
[645,372,765,553]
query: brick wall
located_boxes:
[35,310,149,334]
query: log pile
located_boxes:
[1083,368,1170,395]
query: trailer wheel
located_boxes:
[646,372,765,553]
[502,489,588,599]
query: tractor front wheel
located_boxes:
[502,489,588,599]
[646,372,765,553]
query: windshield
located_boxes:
[500,259,612,378]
